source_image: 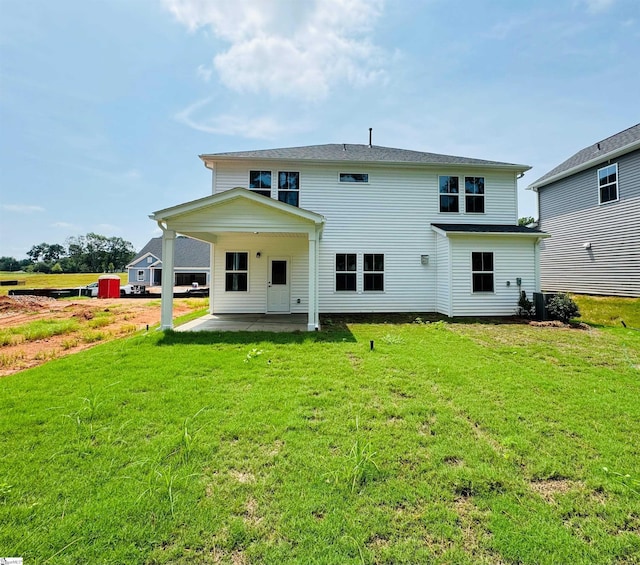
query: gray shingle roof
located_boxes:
[130,237,210,268]
[431,223,547,235]
[200,144,529,169]
[529,123,640,189]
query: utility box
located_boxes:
[533,292,557,321]
[98,275,121,299]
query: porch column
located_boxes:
[160,229,176,330]
[307,230,318,331]
[209,241,215,315]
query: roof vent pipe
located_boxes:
[369,127,372,147]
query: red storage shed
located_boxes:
[98,275,121,299]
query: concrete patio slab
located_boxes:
[175,313,308,332]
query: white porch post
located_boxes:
[534,238,542,292]
[209,242,215,315]
[160,229,176,330]
[307,230,318,331]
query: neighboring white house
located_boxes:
[150,143,548,330]
[126,236,210,287]
[528,123,640,297]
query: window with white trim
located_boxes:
[225,252,248,291]
[472,252,494,292]
[278,171,299,207]
[335,254,356,291]
[249,170,272,198]
[363,254,384,291]
[137,270,145,282]
[439,175,459,213]
[339,173,369,183]
[598,163,618,204]
[465,177,485,213]
[146,256,153,264]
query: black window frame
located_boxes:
[335,253,357,292]
[278,171,300,207]
[471,252,494,293]
[439,175,459,213]
[249,170,272,198]
[465,176,485,214]
[339,173,369,183]
[363,253,384,292]
[225,252,248,292]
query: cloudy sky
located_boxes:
[0,0,638,258]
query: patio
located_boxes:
[175,313,309,333]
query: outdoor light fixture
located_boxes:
[256,251,262,258]
[421,254,429,265]
[583,242,592,250]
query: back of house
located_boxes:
[151,142,548,330]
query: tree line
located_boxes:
[0,233,136,273]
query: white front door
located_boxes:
[267,258,290,312]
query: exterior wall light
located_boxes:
[421,255,429,265]
[583,242,592,249]
[256,251,262,258]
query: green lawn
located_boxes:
[0,272,127,296]
[0,303,639,564]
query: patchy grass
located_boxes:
[572,294,640,328]
[0,318,80,346]
[1,305,639,563]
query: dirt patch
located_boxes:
[0,296,205,377]
[529,478,583,503]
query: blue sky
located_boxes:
[1,0,638,259]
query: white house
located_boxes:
[150,143,548,330]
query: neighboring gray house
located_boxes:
[528,123,640,297]
[127,236,210,286]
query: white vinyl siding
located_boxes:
[212,234,308,314]
[448,237,538,317]
[211,161,523,313]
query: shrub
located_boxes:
[547,293,580,324]
[517,290,535,318]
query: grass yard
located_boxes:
[0,301,639,564]
[0,272,127,296]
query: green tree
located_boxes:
[518,216,536,226]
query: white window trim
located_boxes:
[597,163,619,205]
[464,176,485,215]
[339,172,370,183]
[248,170,273,198]
[277,171,300,206]
[335,253,358,293]
[438,175,461,214]
[137,270,145,282]
[225,251,249,292]
[363,253,385,293]
[471,251,495,294]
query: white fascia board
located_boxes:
[150,187,326,226]
[527,139,640,191]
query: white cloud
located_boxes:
[163,0,386,101]
[578,0,616,13]
[196,64,213,82]
[174,98,307,139]
[51,221,83,231]
[2,204,45,213]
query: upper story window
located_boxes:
[472,252,494,293]
[335,253,357,291]
[340,173,369,183]
[363,254,384,292]
[439,175,459,213]
[249,170,272,198]
[465,177,485,213]
[598,163,618,204]
[278,171,299,207]
[146,256,153,264]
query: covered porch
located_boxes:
[150,188,325,331]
